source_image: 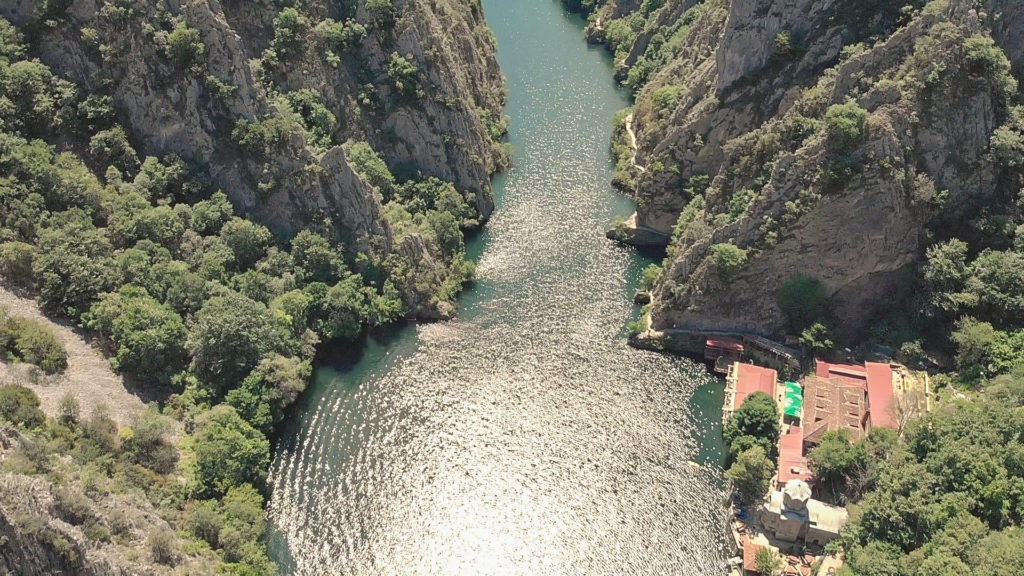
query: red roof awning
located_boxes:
[706,338,744,352]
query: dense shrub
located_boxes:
[87,286,187,384]
[709,242,748,279]
[147,527,178,566]
[191,405,270,497]
[0,241,36,286]
[638,264,662,291]
[166,21,205,69]
[123,408,178,474]
[0,310,67,373]
[267,6,309,61]
[823,101,868,152]
[386,53,418,94]
[775,275,831,333]
[366,0,396,27]
[0,384,45,428]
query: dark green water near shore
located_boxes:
[267,1,728,572]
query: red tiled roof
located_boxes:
[866,362,897,430]
[815,360,867,386]
[707,338,744,352]
[801,374,867,445]
[736,363,777,408]
[742,536,764,572]
[778,426,813,484]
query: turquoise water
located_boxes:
[267,2,727,573]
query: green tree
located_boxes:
[149,260,209,316]
[723,391,780,460]
[270,289,313,336]
[808,429,871,502]
[89,126,140,175]
[950,317,995,370]
[969,249,1024,323]
[191,405,270,496]
[754,547,784,576]
[311,274,369,340]
[167,21,206,69]
[709,242,747,279]
[187,500,222,547]
[776,275,831,333]
[726,445,774,504]
[33,210,117,318]
[243,355,310,424]
[290,230,344,284]
[190,191,234,235]
[923,239,972,314]
[88,286,187,384]
[799,321,836,355]
[846,541,903,576]
[219,217,272,271]
[186,291,293,394]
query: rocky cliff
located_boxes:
[0,0,506,572]
[0,429,213,576]
[8,0,504,259]
[585,0,1023,340]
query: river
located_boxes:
[267,1,729,573]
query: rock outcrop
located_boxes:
[588,0,1023,339]
[0,432,211,575]
[11,0,504,250]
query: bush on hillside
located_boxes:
[0,384,45,429]
[0,311,67,373]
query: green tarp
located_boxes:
[783,381,803,418]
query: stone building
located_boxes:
[760,480,848,546]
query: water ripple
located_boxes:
[267,1,728,573]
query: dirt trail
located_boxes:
[0,286,149,426]
[624,113,646,174]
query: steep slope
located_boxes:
[0,0,506,573]
[579,0,1024,343]
[11,0,504,246]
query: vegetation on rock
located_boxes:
[0,0,508,571]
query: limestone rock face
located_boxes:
[14,0,504,251]
[266,0,507,222]
[602,0,1022,339]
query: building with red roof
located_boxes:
[802,373,867,445]
[724,362,778,422]
[865,362,897,430]
[741,535,766,574]
[815,360,867,385]
[777,425,813,487]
